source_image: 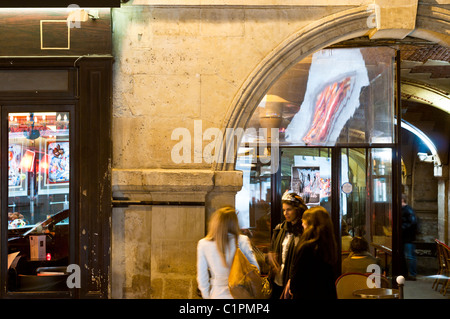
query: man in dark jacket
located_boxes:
[401,194,418,280]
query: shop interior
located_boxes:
[7,111,70,292]
[234,44,437,283]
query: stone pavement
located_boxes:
[403,275,450,299]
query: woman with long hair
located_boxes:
[268,192,308,299]
[288,206,338,299]
[196,206,260,299]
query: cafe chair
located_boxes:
[433,239,446,292]
[335,272,390,299]
[435,240,450,296]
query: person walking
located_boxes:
[268,192,308,299]
[288,206,338,299]
[401,194,418,280]
[196,206,260,299]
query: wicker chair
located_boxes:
[433,239,446,291]
[439,240,450,296]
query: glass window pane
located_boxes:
[235,147,332,276]
[246,47,396,147]
[235,145,272,275]
[340,148,368,273]
[369,148,393,277]
[340,147,393,277]
[340,148,367,240]
[7,111,70,292]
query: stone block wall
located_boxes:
[109,1,450,298]
[110,3,356,299]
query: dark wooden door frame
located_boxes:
[0,56,112,299]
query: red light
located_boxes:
[46,253,51,261]
[20,150,35,172]
[39,154,50,172]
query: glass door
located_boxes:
[5,108,72,293]
[340,147,394,277]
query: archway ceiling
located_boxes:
[400,42,450,114]
[399,42,449,164]
[267,38,449,110]
[261,37,449,164]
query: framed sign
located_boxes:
[38,139,70,195]
[291,166,321,205]
[341,182,353,194]
[8,142,28,196]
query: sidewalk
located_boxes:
[403,275,450,299]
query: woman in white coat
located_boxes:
[197,206,260,299]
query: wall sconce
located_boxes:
[258,94,287,142]
[417,152,434,162]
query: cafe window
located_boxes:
[235,46,399,278]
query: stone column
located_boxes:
[111,168,242,298]
[437,165,449,244]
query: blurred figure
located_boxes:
[342,236,381,274]
[401,194,418,280]
[341,220,353,252]
[288,206,338,299]
[196,206,260,299]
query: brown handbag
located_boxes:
[228,247,267,299]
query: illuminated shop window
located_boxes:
[7,111,70,292]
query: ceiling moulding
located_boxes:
[128,0,372,6]
[401,80,450,114]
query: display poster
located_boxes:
[38,139,70,195]
[291,166,321,205]
[47,141,70,184]
[285,48,369,146]
[8,144,23,187]
[290,155,332,206]
[8,143,28,196]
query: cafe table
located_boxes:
[353,288,400,299]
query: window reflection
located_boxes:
[244,47,396,147]
[370,149,393,238]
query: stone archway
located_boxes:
[217,4,450,172]
[215,3,450,251]
[218,6,374,172]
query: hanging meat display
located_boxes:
[285,49,369,146]
[302,75,354,145]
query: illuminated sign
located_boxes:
[0,1,121,7]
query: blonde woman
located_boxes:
[197,206,260,299]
